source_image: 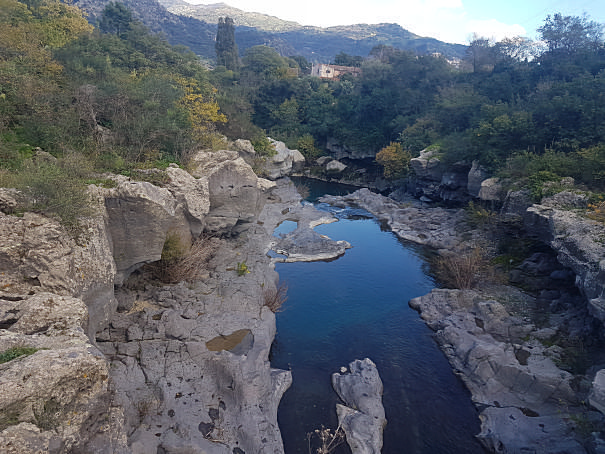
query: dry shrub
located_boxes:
[587,200,605,223]
[263,281,288,313]
[149,232,220,283]
[433,247,488,289]
[306,425,345,454]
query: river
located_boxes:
[271,179,485,453]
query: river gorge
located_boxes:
[272,180,484,453]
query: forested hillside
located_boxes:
[2,0,605,230]
[213,14,605,193]
[74,0,466,62]
[0,0,226,229]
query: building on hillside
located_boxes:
[311,64,362,79]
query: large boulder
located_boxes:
[590,369,605,415]
[0,193,116,336]
[410,148,443,182]
[165,164,210,237]
[259,139,305,180]
[104,178,182,284]
[190,151,263,233]
[326,159,347,173]
[467,160,488,197]
[479,178,505,203]
[332,358,386,454]
[0,291,125,453]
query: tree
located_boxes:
[215,17,239,71]
[465,34,495,72]
[175,77,227,144]
[334,52,363,67]
[538,13,604,55]
[289,55,311,74]
[376,142,411,179]
[99,2,133,37]
[242,45,289,80]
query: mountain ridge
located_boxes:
[74,0,467,62]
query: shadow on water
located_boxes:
[272,179,485,454]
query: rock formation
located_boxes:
[320,188,465,249]
[332,358,386,454]
[525,196,605,324]
[0,149,344,453]
[409,288,589,453]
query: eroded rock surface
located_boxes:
[0,291,124,453]
[332,358,386,454]
[320,188,464,249]
[2,155,339,452]
[525,201,605,324]
[409,288,591,453]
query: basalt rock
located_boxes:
[332,358,386,454]
[319,188,465,249]
[524,202,605,324]
[409,288,588,453]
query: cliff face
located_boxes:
[0,150,303,453]
[523,193,605,325]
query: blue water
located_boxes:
[272,184,484,453]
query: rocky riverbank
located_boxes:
[321,187,605,453]
[0,143,349,453]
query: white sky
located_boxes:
[183,0,605,44]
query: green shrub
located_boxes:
[0,346,39,364]
[160,230,189,264]
[528,170,561,201]
[236,261,250,276]
[251,135,276,157]
[296,133,321,159]
[8,158,92,233]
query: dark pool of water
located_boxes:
[271,182,484,453]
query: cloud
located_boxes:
[465,19,527,42]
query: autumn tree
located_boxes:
[376,142,411,179]
[174,77,227,146]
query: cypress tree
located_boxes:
[215,17,239,71]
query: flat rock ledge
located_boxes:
[409,288,590,454]
[332,358,386,454]
[264,180,351,262]
[319,188,464,249]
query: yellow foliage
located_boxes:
[376,142,411,179]
[174,77,227,143]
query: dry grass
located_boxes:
[262,280,288,313]
[432,247,489,289]
[148,232,221,283]
[587,200,605,223]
